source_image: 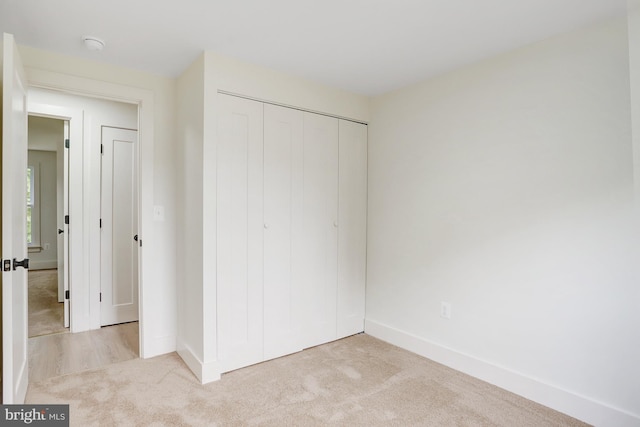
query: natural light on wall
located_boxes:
[26,164,39,246]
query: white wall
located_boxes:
[366,18,640,427]
[175,54,205,379]
[20,46,177,357]
[175,51,370,382]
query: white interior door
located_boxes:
[57,120,70,327]
[301,112,339,348]
[100,127,138,326]
[263,104,304,361]
[2,32,30,404]
[337,120,368,338]
[63,121,70,328]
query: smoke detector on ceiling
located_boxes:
[82,36,105,51]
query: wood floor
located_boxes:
[28,269,67,337]
[29,322,139,383]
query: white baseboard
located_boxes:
[141,334,176,359]
[177,343,221,385]
[365,319,640,427]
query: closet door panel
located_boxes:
[337,120,368,338]
[263,104,304,360]
[301,112,339,348]
[217,94,264,372]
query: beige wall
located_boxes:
[28,115,61,151]
[367,18,639,426]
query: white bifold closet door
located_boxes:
[337,120,368,338]
[216,95,264,373]
[300,113,339,349]
[216,93,367,374]
[263,104,305,361]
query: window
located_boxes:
[26,164,40,246]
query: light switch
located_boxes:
[153,205,165,221]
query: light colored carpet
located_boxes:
[26,334,589,426]
[28,269,67,337]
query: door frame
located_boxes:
[25,69,154,358]
[26,113,73,330]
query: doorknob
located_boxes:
[13,258,29,270]
[58,228,64,234]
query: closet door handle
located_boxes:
[264,223,269,229]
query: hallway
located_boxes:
[29,322,139,383]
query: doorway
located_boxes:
[3,41,157,401]
[26,88,141,381]
[26,115,68,338]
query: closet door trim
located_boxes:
[218,90,368,126]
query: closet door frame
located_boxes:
[216,92,368,372]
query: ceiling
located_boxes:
[0,0,628,96]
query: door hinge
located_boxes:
[100,144,103,154]
[100,218,102,228]
[100,292,102,302]
[65,215,69,225]
[65,139,69,149]
[65,290,70,300]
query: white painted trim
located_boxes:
[25,68,160,358]
[201,359,221,384]
[177,347,201,381]
[218,90,368,125]
[145,334,177,360]
[82,113,93,329]
[365,319,640,427]
[177,344,221,384]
